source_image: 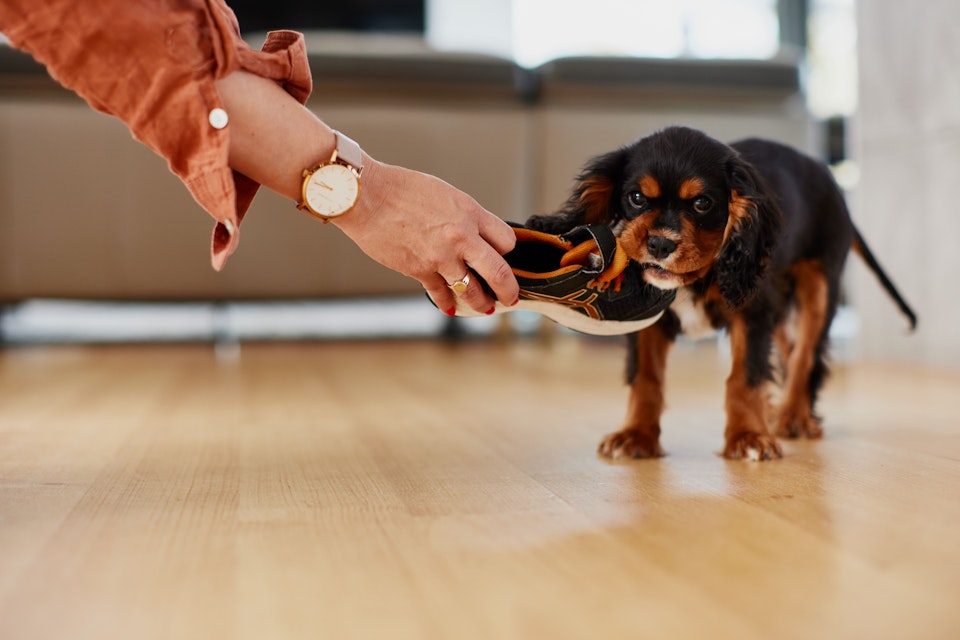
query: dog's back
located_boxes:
[732,137,916,329]
[731,138,855,285]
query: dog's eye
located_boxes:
[693,196,714,214]
[628,191,648,210]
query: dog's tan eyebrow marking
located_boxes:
[639,176,661,198]
[679,178,706,200]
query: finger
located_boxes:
[429,269,497,317]
[447,269,497,315]
[462,244,519,307]
[439,267,495,315]
[478,214,517,256]
[424,274,457,317]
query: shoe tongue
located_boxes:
[559,241,603,272]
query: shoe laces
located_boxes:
[560,239,630,293]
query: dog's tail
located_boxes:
[852,228,918,330]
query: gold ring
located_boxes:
[448,273,471,294]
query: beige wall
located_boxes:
[850,0,960,368]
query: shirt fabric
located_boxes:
[0,0,312,270]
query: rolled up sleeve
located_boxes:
[0,0,313,270]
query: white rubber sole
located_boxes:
[456,300,664,336]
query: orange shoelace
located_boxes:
[510,227,630,291]
[559,239,630,292]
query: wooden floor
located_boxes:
[1,335,958,640]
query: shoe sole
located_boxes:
[458,300,665,336]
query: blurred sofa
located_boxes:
[0,33,816,302]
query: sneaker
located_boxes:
[455,223,676,336]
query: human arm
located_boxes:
[0,0,518,313]
[214,69,520,314]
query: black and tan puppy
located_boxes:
[528,126,916,461]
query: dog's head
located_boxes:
[557,126,782,309]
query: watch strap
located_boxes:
[333,130,363,172]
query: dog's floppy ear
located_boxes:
[526,147,629,233]
[715,154,783,309]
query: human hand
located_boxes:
[213,71,516,310]
[333,159,520,316]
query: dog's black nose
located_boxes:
[647,236,677,259]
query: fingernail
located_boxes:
[485,306,496,316]
[445,307,457,317]
[510,295,520,307]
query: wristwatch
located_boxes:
[297,130,364,222]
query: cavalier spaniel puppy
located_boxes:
[528,126,916,461]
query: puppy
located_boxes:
[528,126,916,461]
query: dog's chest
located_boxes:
[670,290,719,340]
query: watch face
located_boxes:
[303,163,360,217]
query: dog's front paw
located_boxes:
[722,431,783,461]
[598,428,665,460]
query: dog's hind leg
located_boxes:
[775,260,831,439]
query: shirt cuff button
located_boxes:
[208,108,229,130]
